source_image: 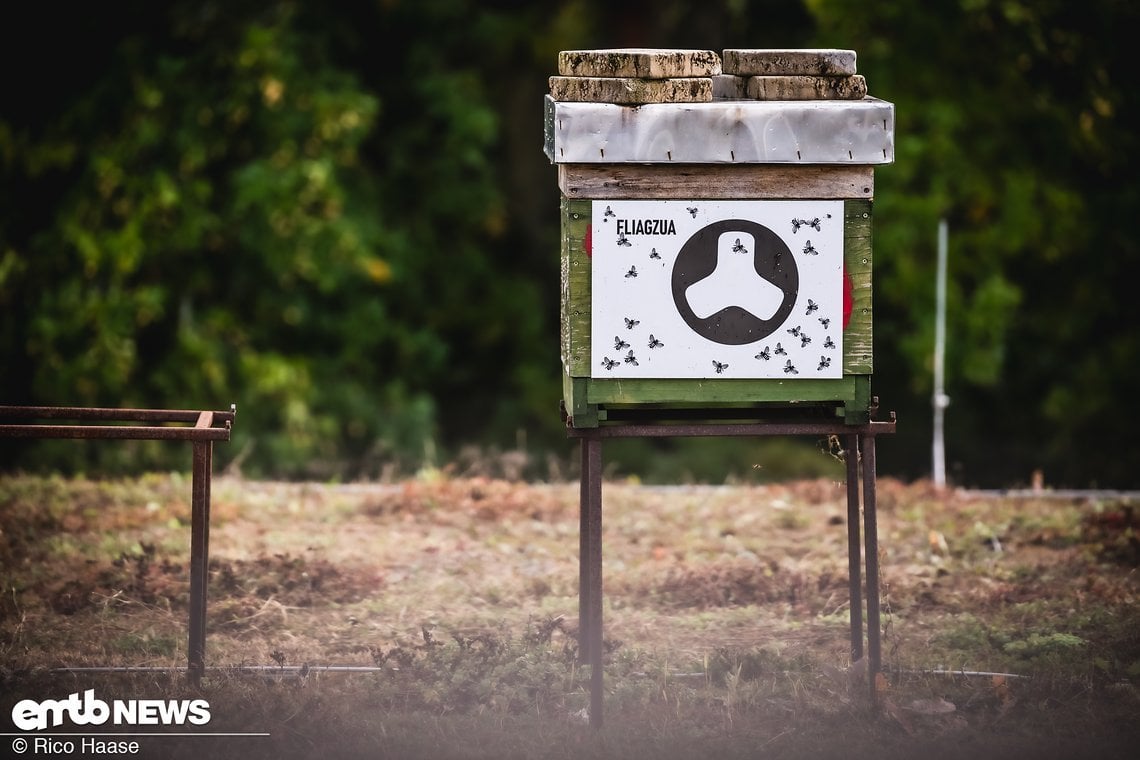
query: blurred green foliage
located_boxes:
[1,0,1137,485]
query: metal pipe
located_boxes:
[0,405,235,424]
[578,439,591,663]
[585,437,604,730]
[0,424,231,441]
[188,442,212,684]
[845,434,863,663]
[861,432,881,705]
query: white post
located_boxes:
[932,219,949,488]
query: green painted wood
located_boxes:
[563,374,599,427]
[561,198,592,376]
[843,199,873,374]
[585,377,862,405]
[845,375,872,425]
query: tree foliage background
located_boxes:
[1,0,1136,486]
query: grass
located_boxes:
[1,473,1139,758]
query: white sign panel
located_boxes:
[591,200,843,379]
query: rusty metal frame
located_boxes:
[566,415,894,729]
[0,405,235,683]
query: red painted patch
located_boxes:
[584,224,592,258]
[842,265,853,329]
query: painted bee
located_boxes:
[687,207,698,217]
[824,336,836,349]
[732,238,748,254]
[819,317,831,329]
[712,360,729,374]
[787,325,801,337]
[624,317,640,329]
[649,247,661,260]
[601,357,618,370]
[805,299,819,315]
[791,217,822,233]
[774,342,787,356]
[617,233,632,247]
[803,240,818,256]
[614,336,630,351]
[624,350,639,366]
[783,360,799,375]
[604,205,616,219]
[818,356,832,370]
[755,346,771,361]
[625,265,638,278]
[800,333,812,348]
[648,334,664,349]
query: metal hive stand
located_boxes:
[0,405,235,682]
[566,411,895,729]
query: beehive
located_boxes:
[545,49,894,427]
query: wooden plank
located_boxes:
[846,375,872,425]
[843,200,873,374]
[561,198,592,376]
[558,49,721,79]
[549,76,712,104]
[723,49,857,77]
[745,75,867,101]
[558,164,874,200]
[565,376,873,427]
[585,377,861,406]
[563,374,599,428]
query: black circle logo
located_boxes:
[671,219,798,345]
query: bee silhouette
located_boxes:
[824,336,836,349]
[805,299,819,315]
[712,360,729,374]
[648,334,664,349]
[649,248,662,260]
[819,317,831,329]
[775,343,787,356]
[624,350,639,366]
[783,360,799,375]
[624,266,638,278]
[755,346,771,361]
[803,240,819,256]
[791,217,822,233]
[687,207,698,218]
[604,206,616,219]
[617,233,631,247]
[732,238,748,254]
[614,336,630,351]
[787,325,801,337]
[601,357,618,370]
[818,356,832,371]
[800,333,812,347]
[624,317,640,329]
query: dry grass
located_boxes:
[2,473,1139,758]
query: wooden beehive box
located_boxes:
[545,49,895,427]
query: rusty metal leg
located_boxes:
[188,441,212,683]
[845,434,864,663]
[578,438,591,663]
[577,433,606,727]
[861,432,881,704]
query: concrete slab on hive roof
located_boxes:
[549,76,713,104]
[558,48,721,79]
[724,49,857,77]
